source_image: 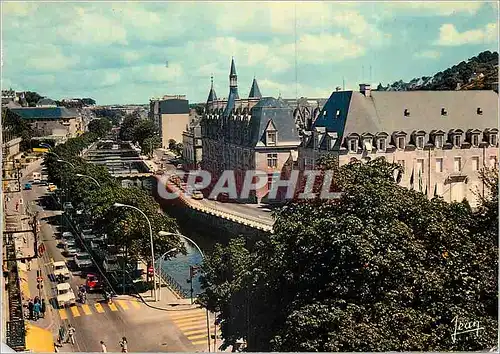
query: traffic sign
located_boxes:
[37,276,43,282]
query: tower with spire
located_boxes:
[229,57,239,99]
[248,76,262,99]
[207,74,217,103]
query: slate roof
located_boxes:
[312,90,499,146]
[230,57,237,77]
[248,78,262,99]
[9,107,78,120]
[37,98,56,106]
[250,97,300,146]
[207,76,217,102]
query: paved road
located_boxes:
[20,165,217,352]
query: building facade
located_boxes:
[149,95,190,148]
[182,110,203,170]
[201,59,301,203]
[8,107,82,144]
[300,84,499,205]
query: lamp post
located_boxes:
[158,231,211,351]
[156,248,177,301]
[56,159,75,169]
[113,203,157,301]
[75,173,101,188]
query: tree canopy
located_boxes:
[199,157,498,351]
[88,118,112,138]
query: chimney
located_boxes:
[359,83,371,97]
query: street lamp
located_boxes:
[75,173,101,188]
[56,159,75,169]
[46,151,61,159]
[156,248,177,301]
[113,203,157,301]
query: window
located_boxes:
[490,133,497,146]
[441,108,447,116]
[471,134,479,147]
[453,134,462,148]
[435,158,443,173]
[377,138,386,151]
[397,137,405,150]
[267,131,277,145]
[471,157,480,171]
[454,157,462,172]
[404,109,410,117]
[435,135,443,148]
[477,107,483,115]
[417,159,424,175]
[397,160,406,173]
[490,156,498,168]
[267,153,278,168]
[335,109,341,118]
[348,139,358,153]
[416,136,425,149]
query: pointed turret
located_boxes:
[228,57,239,99]
[207,75,217,103]
[248,77,262,99]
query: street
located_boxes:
[16,163,221,352]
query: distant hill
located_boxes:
[377,51,499,92]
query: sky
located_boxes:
[1,1,499,105]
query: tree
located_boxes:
[133,120,157,148]
[2,108,34,150]
[142,136,161,157]
[200,157,498,352]
[24,91,43,107]
[168,139,177,150]
[119,113,141,142]
[88,118,112,138]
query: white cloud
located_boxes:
[435,23,498,46]
[1,2,39,17]
[383,2,484,16]
[102,72,121,86]
[130,63,184,83]
[415,50,441,59]
[259,79,332,98]
[22,44,79,72]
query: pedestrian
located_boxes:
[27,260,31,271]
[33,301,41,320]
[67,324,76,345]
[58,326,65,345]
[40,298,46,318]
[28,299,34,320]
[100,341,107,352]
[15,202,19,212]
[119,337,128,353]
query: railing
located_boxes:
[156,266,190,299]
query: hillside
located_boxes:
[377,51,499,92]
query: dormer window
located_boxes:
[416,135,425,149]
[453,134,462,148]
[441,108,447,116]
[490,133,497,146]
[348,138,358,153]
[397,136,405,150]
[363,138,373,152]
[323,110,327,116]
[404,109,410,117]
[471,134,479,147]
[477,107,483,115]
[267,131,277,146]
[434,135,444,148]
[377,138,386,151]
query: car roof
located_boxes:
[56,283,71,290]
[53,261,66,267]
[76,252,90,256]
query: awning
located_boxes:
[25,323,54,353]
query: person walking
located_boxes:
[100,341,107,352]
[28,299,34,320]
[33,301,41,321]
[67,324,76,345]
[58,326,65,345]
[40,298,46,318]
[119,337,128,353]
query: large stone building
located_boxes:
[149,95,190,148]
[201,58,301,203]
[300,84,499,205]
[182,109,203,169]
[9,107,83,144]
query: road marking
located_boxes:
[174,317,207,325]
[70,306,80,317]
[108,302,118,312]
[192,339,210,345]
[58,309,68,320]
[168,310,205,319]
[116,300,129,310]
[178,322,207,331]
[184,329,208,336]
[81,304,92,315]
[94,303,105,313]
[130,300,140,309]
[187,333,210,340]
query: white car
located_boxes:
[62,232,73,238]
[53,261,70,279]
[74,252,93,269]
[56,283,76,308]
[64,245,79,257]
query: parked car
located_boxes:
[176,164,183,170]
[62,232,73,238]
[64,244,79,257]
[56,282,76,308]
[48,183,57,192]
[63,202,74,210]
[74,252,93,269]
[85,273,103,292]
[53,261,70,279]
[24,183,32,190]
[192,191,204,200]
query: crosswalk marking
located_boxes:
[192,339,210,345]
[178,322,206,330]
[59,309,68,320]
[187,333,210,340]
[167,309,223,347]
[184,329,207,336]
[168,310,205,319]
[130,301,140,309]
[170,313,205,321]
[70,306,80,317]
[94,303,105,313]
[173,317,207,325]
[108,302,118,312]
[116,300,129,310]
[81,304,92,315]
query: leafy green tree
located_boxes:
[142,136,161,157]
[88,118,112,138]
[2,108,33,150]
[168,139,177,150]
[24,91,43,107]
[133,119,157,148]
[200,157,498,352]
[119,113,141,142]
